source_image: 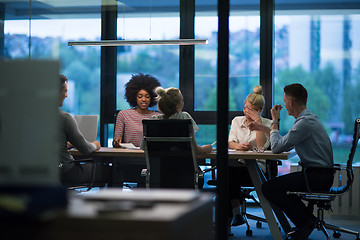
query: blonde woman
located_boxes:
[149,87,212,154]
[227,86,272,234]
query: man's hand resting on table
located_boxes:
[92,140,101,151]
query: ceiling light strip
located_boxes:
[68,39,208,46]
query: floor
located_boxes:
[229,204,360,240]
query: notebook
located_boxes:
[74,115,99,142]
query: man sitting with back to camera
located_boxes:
[249,83,334,240]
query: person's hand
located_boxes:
[247,108,261,123]
[201,144,213,154]
[271,104,282,121]
[240,142,251,151]
[230,142,251,151]
[67,141,74,149]
[92,140,101,150]
[112,136,121,148]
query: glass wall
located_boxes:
[116,17,180,111]
[274,6,360,166]
[195,1,260,112]
[194,1,260,147]
[194,13,218,111]
[4,11,101,137]
[3,1,358,163]
[112,6,180,145]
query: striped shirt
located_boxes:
[114,109,160,147]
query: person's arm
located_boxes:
[271,118,309,153]
[270,104,281,131]
[183,112,212,153]
[246,107,268,148]
[255,120,267,148]
[113,111,124,148]
[194,138,212,154]
[65,114,99,154]
[228,141,251,151]
[249,122,271,138]
[228,117,251,150]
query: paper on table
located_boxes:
[81,188,200,203]
[120,143,140,150]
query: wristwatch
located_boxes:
[271,119,279,125]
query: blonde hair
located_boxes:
[245,86,265,111]
[155,87,183,117]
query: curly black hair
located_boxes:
[125,73,161,108]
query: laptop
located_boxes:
[74,115,99,142]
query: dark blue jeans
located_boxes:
[262,168,334,228]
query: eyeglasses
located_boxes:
[244,106,260,112]
[251,146,265,153]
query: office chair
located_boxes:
[206,160,281,236]
[287,118,360,240]
[60,158,110,192]
[141,119,203,189]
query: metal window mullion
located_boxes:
[100,3,117,146]
[260,0,274,119]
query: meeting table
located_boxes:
[70,147,296,240]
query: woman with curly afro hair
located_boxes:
[113,73,161,148]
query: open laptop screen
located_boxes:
[74,115,99,142]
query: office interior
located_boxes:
[1,0,360,239]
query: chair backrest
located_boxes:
[113,110,120,138]
[142,119,199,189]
[330,118,360,194]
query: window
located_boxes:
[4,3,102,140]
[274,3,360,164]
[116,17,180,110]
[4,19,101,115]
[195,1,261,112]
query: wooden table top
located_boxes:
[70,147,296,160]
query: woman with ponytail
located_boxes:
[149,87,212,154]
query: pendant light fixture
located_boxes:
[68,1,208,47]
[68,39,208,46]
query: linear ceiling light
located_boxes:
[68,39,208,46]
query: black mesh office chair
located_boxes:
[141,119,203,189]
[287,118,360,240]
[60,158,110,191]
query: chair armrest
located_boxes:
[59,158,95,168]
[67,158,95,163]
[203,166,217,173]
[333,163,346,171]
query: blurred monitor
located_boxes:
[0,60,60,187]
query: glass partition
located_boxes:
[274,5,360,165]
[3,3,101,140]
[195,0,260,112]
